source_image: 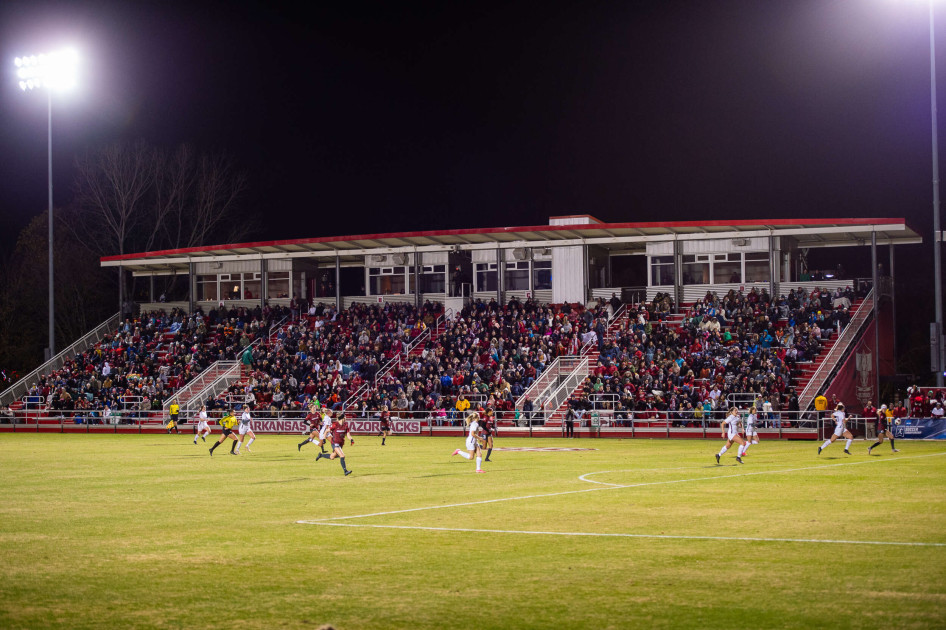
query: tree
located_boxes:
[66,139,252,310]
[0,212,113,373]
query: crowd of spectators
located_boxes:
[10,283,902,429]
[18,305,288,422]
[561,286,862,426]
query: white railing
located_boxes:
[541,357,591,421]
[515,355,584,410]
[0,312,121,406]
[163,360,240,412]
[798,289,874,410]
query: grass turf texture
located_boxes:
[0,434,944,630]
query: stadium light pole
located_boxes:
[929,3,946,388]
[14,49,78,360]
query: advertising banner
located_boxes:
[891,418,946,440]
[248,418,422,434]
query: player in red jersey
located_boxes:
[316,413,353,476]
[298,405,329,454]
[378,409,392,446]
[867,404,899,455]
[481,407,496,462]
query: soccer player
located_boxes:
[715,407,746,464]
[867,404,900,455]
[378,409,392,446]
[742,405,760,455]
[193,405,212,444]
[166,401,181,434]
[482,407,496,462]
[818,402,853,455]
[452,412,486,473]
[316,413,353,476]
[234,405,257,454]
[298,406,330,453]
[209,408,240,456]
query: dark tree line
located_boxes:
[0,140,253,379]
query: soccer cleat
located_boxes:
[209,449,213,456]
[736,456,743,464]
[892,448,900,453]
[245,447,252,453]
[475,469,486,473]
[844,449,851,455]
[715,454,720,464]
[344,469,352,476]
[867,446,872,455]
[350,439,354,446]
[201,436,206,442]
[817,447,822,455]
[485,458,491,462]
[452,449,461,456]
[193,440,197,445]
[298,443,302,451]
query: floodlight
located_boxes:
[14,48,78,92]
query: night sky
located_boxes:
[0,0,942,257]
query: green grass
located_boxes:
[0,433,944,630]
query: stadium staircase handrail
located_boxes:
[797,288,874,411]
[541,356,592,421]
[163,360,240,412]
[0,312,121,407]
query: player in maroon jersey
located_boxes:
[378,409,392,446]
[316,413,353,475]
[298,404,327,454]
[481,407,496,462]
[867,404,899,455]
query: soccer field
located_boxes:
[0,433,944,630]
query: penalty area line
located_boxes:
[298,522,946,548]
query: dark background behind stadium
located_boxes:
[0,0,942,379]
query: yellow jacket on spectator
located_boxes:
[814,395,828,411]
[456,397,470,413]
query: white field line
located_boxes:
[297,451,946,524]
[305,522,946,548]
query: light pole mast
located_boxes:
[15,49,78,360]
[931,1,945,387]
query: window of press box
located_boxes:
[532,260,552,290]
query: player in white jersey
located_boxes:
[193,405,212,444]
[298,404,328,453]
[715,407,747,464]
[234,405,257,454]
[741,406,760,455]
[818,402,853,455]
[452,412,486,472]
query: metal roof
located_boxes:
[100,217,922,275]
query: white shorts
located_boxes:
[727,429,738,441]
[197,421,210,432]
[745,427,758,437]
[465,435,478,451]
[319,426,329,440]
[239,424,251,436]
[833,425,845,437]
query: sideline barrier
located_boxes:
[0,407,824,439]
[892,418,946,440]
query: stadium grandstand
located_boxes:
[0,215,927,439]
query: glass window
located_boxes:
[745,252,770,283]
[197,276,218,301]
[650,256,674,286]
[505,261,530,291]
[682,255,709,285]
[370,274,406,295]
[267,272,290,299]
[532,261,552,290]
[475,263,497,292]
[243,273,261,301]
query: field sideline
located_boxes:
[0,434,944,629]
